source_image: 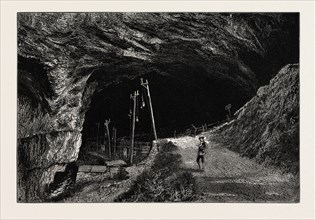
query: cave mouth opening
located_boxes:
[79,65,251,163]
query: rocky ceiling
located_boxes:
[18,13,298,137]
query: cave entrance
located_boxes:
[79,67,251,165]
[79,76,154,165]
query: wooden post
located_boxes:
[141,78,158,141]
[95,123,100,151]
[130,90,139,164]
[104,119,111,159]
[112,127,117,159]
[191,124,197,136]
[225,104,232,119]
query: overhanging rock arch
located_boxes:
[17,12,299,201]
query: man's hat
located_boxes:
[199,136,205,140]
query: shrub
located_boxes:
[113,167,129,180]
[152,152,181,174]
[115,170,197,202]
[160,141,178,152]
[165,172,197,202]
[115,142,197,202]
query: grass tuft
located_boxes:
[115,141,197,202]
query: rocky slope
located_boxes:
[212,64,299,174]
[17,13,299,201]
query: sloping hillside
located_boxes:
[212,64,299,174]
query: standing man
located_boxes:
[196,136,207,170]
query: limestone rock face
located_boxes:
[213,64,299,173]
[17,132,81,201]
[17,13,298,201]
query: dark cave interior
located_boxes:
[82,66,254,145]
[81,23,299,144]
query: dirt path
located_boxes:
[168,135,299,203]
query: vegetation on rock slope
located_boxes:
[213,64,299,174]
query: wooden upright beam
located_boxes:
[95,123,100,151]
[141,78,158,141]
[130,90,139,164]
[112,127,117,158]
[104,119,111,159]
